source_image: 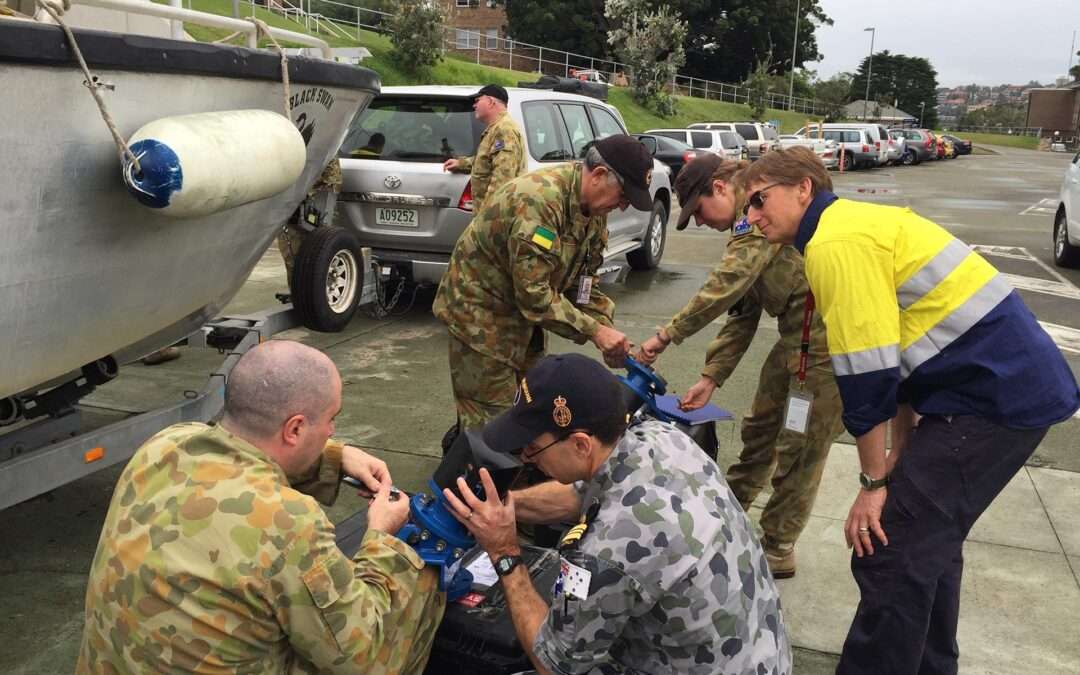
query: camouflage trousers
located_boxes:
[447,332,543,429]
[726,340,844,548]
[366,567,446,675]
[276,224,305,291]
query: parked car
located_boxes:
[688,121,781,160]
[634,133,698,180]
[889,128,937,164]
[931,133,955,159]
[337,85,673,284]
[885,134,906,165]
[778,134,839,169]
[1054,151,1080,267]
[943,134,972,155]
[796,123,890,166]
[645,128,726,156]
[815,128,878,170]
[717,130,750,162]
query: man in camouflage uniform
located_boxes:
[433,134,651,429]
[442,353,792,674]
[77,340,445,674]
[637,154,844,579]
[442,84,526,212]
[277,157,343,290]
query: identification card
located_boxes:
[557,556,592,600]
[783,390,813,434]
[576,275,593,304]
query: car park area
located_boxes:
[2,143,1078,675]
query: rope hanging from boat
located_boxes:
[247,17,292,119]
[35,0,142,175]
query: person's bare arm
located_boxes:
[511,481,583,525]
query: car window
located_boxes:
[720,132,738,149]
[877,126,889,141]
[589,106,625,139]
[635,135,657,153]
[651,130,686,143]
[735,124,757,140]
[522,101,574,161]
[763,126,779,140]
[656,136,691,152]
[691,131,713,149]
[845,131,861,143]
[558,104,595,157]
[340,96,481,161]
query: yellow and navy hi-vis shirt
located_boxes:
[795,192,1079,437]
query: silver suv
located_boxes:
[687,121,781,160]
[336,85,673,285]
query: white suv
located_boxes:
[688,121,781,160]
[1054,151,1080,267]
[337,86,673,285]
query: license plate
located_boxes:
[375,207,418,227]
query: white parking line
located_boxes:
[1040,322,1080,355]
[971,244,1036,261]
[1002,273,1080,300]
[1019,198,1058,216]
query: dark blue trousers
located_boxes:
[836,415,1048,675]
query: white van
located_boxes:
[797,123,890,167]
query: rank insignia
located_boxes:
[553,395,572,427]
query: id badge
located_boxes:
[576,275,593,304]
[783,390,813,434]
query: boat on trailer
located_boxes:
[0,0,380,506]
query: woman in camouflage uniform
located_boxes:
[636,154,844,579]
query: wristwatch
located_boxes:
[494,554,523,577]
[859,472,890,490]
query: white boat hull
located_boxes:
[0,21,380,399]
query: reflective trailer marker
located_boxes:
[84,447,105,463]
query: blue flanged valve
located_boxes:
[397,482,476,599]
[618,355,673,422]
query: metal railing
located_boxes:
[950,125,1044,137]
[254,0,826,116]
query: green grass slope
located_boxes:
[175,0,818,132]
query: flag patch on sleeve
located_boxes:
[531,226,556,250]
[733,219,752,237]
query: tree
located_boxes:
[505,0,611,57]
[605,0,688,117]
[1070,51,1080,81]
[387,0,445,73]
[959,104,1026,129]
[850,51,939,128]
[744,54,774,121]
[811,73,852,121]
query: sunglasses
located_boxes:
[743,182,784,215]
[512,429,591,460]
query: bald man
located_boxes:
[77,341,446,675]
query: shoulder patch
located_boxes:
[492,139,505,152]
[531,225,556,250]
[732,218,752,237]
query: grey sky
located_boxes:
[810,0,1079,87]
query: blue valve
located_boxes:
[618,355,674,422]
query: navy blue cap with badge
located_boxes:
[482,353,627,454]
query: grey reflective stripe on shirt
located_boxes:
[896,238,972,309]
[831,343,901,376]
[901,274,1013,377]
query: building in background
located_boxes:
[843,100,917,127]
[1026,82,1080,140]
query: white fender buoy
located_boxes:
[122,110,306,218]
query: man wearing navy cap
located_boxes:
[441,353,792,675]
[443,83,527,211]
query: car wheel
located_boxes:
[292,226,364,332]
[841,152,854,171]
[627,200,668,270]
[1053,209,1080,268]
[901,149,916,166]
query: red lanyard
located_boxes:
[798,291,815,388]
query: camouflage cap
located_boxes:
[594,135,654,212]
[674,153,725,230]
[482,353,626,453]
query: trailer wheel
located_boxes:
[292,226,363,332]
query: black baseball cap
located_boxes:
[674,153,724,230]
[482,353,627,453]
[593,135,654,212]
[471,84,509,105]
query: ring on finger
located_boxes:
[465,510,474,520]
[858,527,870,533]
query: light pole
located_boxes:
[788,0,801,110]
[919,101,926,128]
[863,27,875,120]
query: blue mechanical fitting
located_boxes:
[396,480,476,600]
[618,355,673,422]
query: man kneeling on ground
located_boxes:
[443,353,792,674]
[77,340,445,674]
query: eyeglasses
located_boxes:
[743,182,784,215]
[513,429,590,460]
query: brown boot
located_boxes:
[141,346,181,366]
[764,540,796,580]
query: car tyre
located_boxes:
[1053,209,1080,268]
[627,200,668,270]
[901,149,918,166]
[840,152,855,172]
[292,226,364,332]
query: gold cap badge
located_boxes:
[552,395,572,428]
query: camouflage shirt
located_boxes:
[663,222,831,386]
[453,110,527,211]
[433,163,615,369]
[534,420,791,675]
[77,423,442,674]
